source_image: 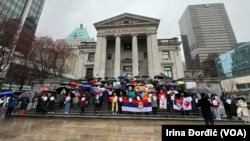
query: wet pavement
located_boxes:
[0,115,248,141]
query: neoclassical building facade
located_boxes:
[67,13,184,80]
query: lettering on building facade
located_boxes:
[104,28,148,33]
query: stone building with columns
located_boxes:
[69,13,184,80]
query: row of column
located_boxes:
[113,34,139,77]
[93,33,160,78]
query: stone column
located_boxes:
[114,34,121,77]
[100,36,107,78]
[132,34,139,77]
[150,33,161,75]
[146,33,154,78]
[93,35,105,78]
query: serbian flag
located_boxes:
[122,98,152,112]
[173,96,192,110]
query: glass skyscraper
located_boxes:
[214,42,250,92]
[215,42,250,79]
[0,0,45,53]
[179,3,237,77]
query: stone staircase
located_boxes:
[11,94,240,122]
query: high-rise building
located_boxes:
[179,3,237,77]
[0,0,45,54]
[214,42,250,94]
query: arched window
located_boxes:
[123,20,130,24]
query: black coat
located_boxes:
[48,96,56,109]
[198,98,213,118]
[20,98,29,109]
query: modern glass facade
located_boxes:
[0,0,45,53]
[214,42,250,79]
[179,3,237,77]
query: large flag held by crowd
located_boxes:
[122,98,152,112]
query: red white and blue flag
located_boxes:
[122,98,152,112]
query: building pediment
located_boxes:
[94,13,160,29]
[121,58,132,63]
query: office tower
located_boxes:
[0,0,45,54]
[179,3,237,77]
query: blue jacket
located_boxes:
[8,97,17,107]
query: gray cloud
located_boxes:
[36,0,250,61]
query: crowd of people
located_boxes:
[0,79,249,125]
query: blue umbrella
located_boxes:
[0,91,14,97]
[118,75,126,79]
[82,84,92,89]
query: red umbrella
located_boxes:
[39,86,50,91]
[90,79,97,85]
[129,79,135,83]
[71,81,78,87]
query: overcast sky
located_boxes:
[36,0,250,41]
[36,0,250,60]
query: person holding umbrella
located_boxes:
[198,93,214,125]
[19,97,29,116]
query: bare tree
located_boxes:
[221,79,236,93]
[29,37,73,84]
[29,36,53,84]
[51,39,72,77]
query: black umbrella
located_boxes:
[126,83,135,88]
[118,75,126,79]
[154,75,164,79]
[96,77,102,80]
[56,87,69,94]
[101,80,107,84]
[134,75,139,79]
[114,89,127,96]
[104,86,113,90]
[59,82,71,86]
[141,75,149,78]
[190,86,212,94]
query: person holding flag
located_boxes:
[158,90,167,116]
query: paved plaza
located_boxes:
[0,116,248,141]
